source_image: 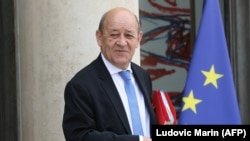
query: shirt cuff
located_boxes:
[139,135,143,141]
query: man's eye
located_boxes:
[110,34,119,38]
[126,34,134,39]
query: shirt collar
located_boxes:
[101,53,132,75]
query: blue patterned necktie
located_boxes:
[119,70,144,135]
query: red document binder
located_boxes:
[152,90,177,125]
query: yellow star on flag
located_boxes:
[201,65,223,89]
[182,90,202,114]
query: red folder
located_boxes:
[152,90,177,125]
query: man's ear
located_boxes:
[138,30,143,43]
[96,30,102,47]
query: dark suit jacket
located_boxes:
[62,54,158,141]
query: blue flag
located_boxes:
[178,0,241,124]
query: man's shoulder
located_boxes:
[69,55,108,82]
[131,62,147,73]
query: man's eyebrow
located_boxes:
[105,29,119,32]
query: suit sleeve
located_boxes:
[62,81,139,141]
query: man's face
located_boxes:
[96,10,142,69]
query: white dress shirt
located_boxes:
[101,54,150,138]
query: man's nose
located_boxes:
[116,35,127,46]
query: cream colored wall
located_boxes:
[15,0,140,141]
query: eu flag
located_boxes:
[178,0,241,124]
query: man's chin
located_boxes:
[114,60,130,69]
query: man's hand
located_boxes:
[143,137,152,141]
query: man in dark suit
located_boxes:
[62,7,158,141]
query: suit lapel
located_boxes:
[131,64,158,125]
[131,64,151,107]
[94,54,132,134]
